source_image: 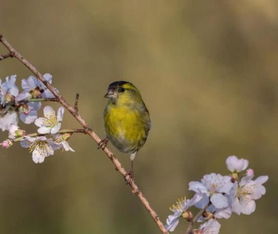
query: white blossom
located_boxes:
[21,73,55,98]
[165,156,268,233]
[19,102,41,124]
[35,106,64,134]
[165,195,201,232]
[0,111,18,131]
[226,155,249,173]
[230,175,268,215]
[20,136,60,163]
[0,76,19,131]
[189,173,233,209]
[0,75,19,105]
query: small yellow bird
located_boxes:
[101,81,151,176]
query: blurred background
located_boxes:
[0,0,277,233]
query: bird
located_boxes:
[100,81,151,178]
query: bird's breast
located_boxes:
[104,105,149,153]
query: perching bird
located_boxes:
[101,81,151,177]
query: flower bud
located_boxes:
[246,168,254,177]
[19,104,30,114]
[182,211,193,221]
[1,139,13,148]
[30,87,42,98]
[203,210,214,220]
[4,93,15,103]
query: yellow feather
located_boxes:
[104,81,150,155]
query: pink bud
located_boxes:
[246,168,254,177]
[1,139,13,148]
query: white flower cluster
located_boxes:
[165,155,268,233]
[0,74,74,163]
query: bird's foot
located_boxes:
[98,137,109,150]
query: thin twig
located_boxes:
[74,93,79,112]
[13,128,86,142]
[16,98,59,106]
[28,98,59,102]
[0,35,168,234]
[0,52,14,61]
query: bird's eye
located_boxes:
[118,87,125,93]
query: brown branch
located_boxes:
[0,35,168,234]
[16,97,59,106]
[0,52,14,60]
[13,128,86,142]
[74,93,79,112]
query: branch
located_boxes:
[12,128,86,142]
[27,98,59,102]
[0,35,168,234]
[15,98,59,107]
[74,93,79,112]
[0,52,14,61]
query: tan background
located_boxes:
[0,1,277,233]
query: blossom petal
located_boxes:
[9,86,19,97]
[189,181,208,194]
[165,214,180,232]
[255,176,268,185]
[211,193,229,209]
[226,155,249,172]
[27,76,37,89]
[20,110,38,124]
[20,139,31,148]
[232,197,242,215]
[240,198,256,215]
[194,195,210,209]
[28,102,41,111]
[38,126,51,134]
[0,111,18,131]
[214,207,232,219]
[51,123,61,134]
[61,141,75,152]
[32,150,45,164]
[16,92,30,101]
[43,106,55,119]
[42,89,55,98]
[35,117,47,127]
[21,78,30,90]
[57,107,64,122]
[43,73,53,83]
[199,219,221,234]
[219,176,234,194]
[250,184,266,200]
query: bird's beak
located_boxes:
[104,89,116,98]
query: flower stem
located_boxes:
[185,205,209,234]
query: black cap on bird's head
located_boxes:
[104,81,137,99]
